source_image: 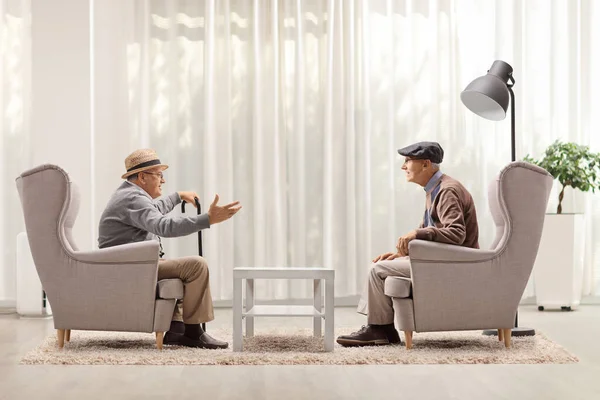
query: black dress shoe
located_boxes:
[385,326,402,344]
[163,331,183,345]
[179,332,229,349]
[336,325,401,347]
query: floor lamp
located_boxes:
[460,60,535,337]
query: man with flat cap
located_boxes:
[337,141,479,347]
[98,149,242,349]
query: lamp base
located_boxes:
[482,327,536,337]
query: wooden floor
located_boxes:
[1,305,599,400]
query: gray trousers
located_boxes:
[357,257,411,325]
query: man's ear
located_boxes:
[423,159,431,169]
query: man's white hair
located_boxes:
[431,163,441,171]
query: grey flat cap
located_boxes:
[397,141,444,164]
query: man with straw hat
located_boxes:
[98,149,241,349]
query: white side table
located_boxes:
[232,267,335,352]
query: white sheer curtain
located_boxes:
[0,0,29,305]
[90,0,600,302]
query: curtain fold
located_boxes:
[0,0,30,304]
[1,0,598,304]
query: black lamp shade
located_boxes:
[460,60,513,121]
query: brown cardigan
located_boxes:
[415,174,479,249]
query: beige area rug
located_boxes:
[20,328,578,366]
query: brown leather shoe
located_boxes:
[336,325,400,347]
[179,332,229,349]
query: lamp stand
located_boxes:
[482,79,536,338]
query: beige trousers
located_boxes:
[158,256,215,324]
[357,257,411,325]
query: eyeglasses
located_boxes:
[143,172,164,179]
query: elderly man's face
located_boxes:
[401,157,431,185]
[137,167,166,199]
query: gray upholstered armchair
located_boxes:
[384,162,553,349]
[16,164,183,349]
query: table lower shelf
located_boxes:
[242,305,324,317]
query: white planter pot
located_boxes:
[533,214,584,310]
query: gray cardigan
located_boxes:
[98,181,210,249]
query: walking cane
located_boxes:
[181,197,206,332]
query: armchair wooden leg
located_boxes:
[403,331,413,349]
[156,332,164,350]
[65,329,71,342]
[497,329,503,342]
[57,329,65,349]
[502,328,512,348]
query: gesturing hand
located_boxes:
[207,194,242,225]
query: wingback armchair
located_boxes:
[384,161,553,349]
[16,164,183,349]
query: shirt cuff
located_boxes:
[196,213,211,230]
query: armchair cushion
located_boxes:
[74,240,160,264]
[157,279,184,299]
[384,276,412,298]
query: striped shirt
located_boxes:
[423,170,444,227]
[416,172,479,249]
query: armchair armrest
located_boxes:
[408,239,496,263]
[407,243,518,332]
[51,241,161,332]
[72,240,160,264]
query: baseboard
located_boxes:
[581,296,600,305]
[0,299,16,314]
[520,296,600,305]
[213,295,597,309]
[213,295,361,308]
[520,296,536,305]
[1,295,598,314]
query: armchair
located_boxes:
[15,164,183,349]
[384,161,553,348]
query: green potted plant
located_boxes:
[524,140,600,311]
[524,140,600,213]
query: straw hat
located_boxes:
[121,149,169,179]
